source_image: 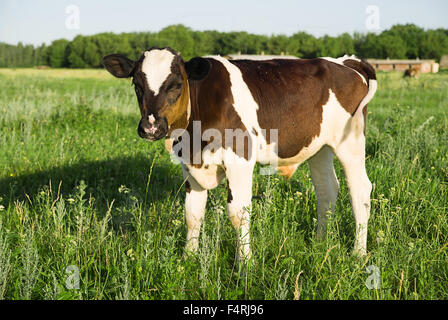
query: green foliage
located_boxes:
[47,39,69,68]
[0,42,35,67]
[318,33,356,57]
[66,35,87,68]
[157,25,196,59]
[1,24,448,68]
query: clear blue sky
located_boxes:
[1,0,447,46]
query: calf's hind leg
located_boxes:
[308,145,340,240]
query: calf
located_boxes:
[403,67,420,78]
[102,48,377,260]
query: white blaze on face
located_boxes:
[141,49,175,95]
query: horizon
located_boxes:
[0,22,440,48]
[1,0,447,47]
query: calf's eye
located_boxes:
[167,82,182,91]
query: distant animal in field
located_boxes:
[102,48,377,261]
[403,67,420,78]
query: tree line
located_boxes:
[1,24,447,68]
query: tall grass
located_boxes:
[0,69,447,299]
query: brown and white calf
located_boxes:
[102,47,377,259]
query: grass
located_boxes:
[0,68,447,300]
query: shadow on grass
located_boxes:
[0,154,183,211]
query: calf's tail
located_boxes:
[354,60,377,119]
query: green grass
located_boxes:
[0,68,447,300]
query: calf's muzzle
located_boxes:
[138,115,168,141]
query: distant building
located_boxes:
[367,58,439,73]
[440,55,448,69]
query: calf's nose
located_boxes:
[138,115,168,141]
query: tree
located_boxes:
[33,43,48,66]
[83,39,100,67]
[268,35,289,55]
[66,36,86,68]
[419,29,448,60]
[0,24,447,68]
[288,32,319,58]
[378,33,407,59]
[383,24,425,59]
[47,39,69,67]
[355,32,383,59]
[156,25,195,59]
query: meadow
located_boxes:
[0,67,447,300]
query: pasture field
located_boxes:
[0,67,447,300]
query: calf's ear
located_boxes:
[185,57,211,81]
[102,54,136,78]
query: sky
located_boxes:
[1,0,447,46]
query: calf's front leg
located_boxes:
[226,164,254,262]
[184,176,208,254]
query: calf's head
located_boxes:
[102,47,194,141]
